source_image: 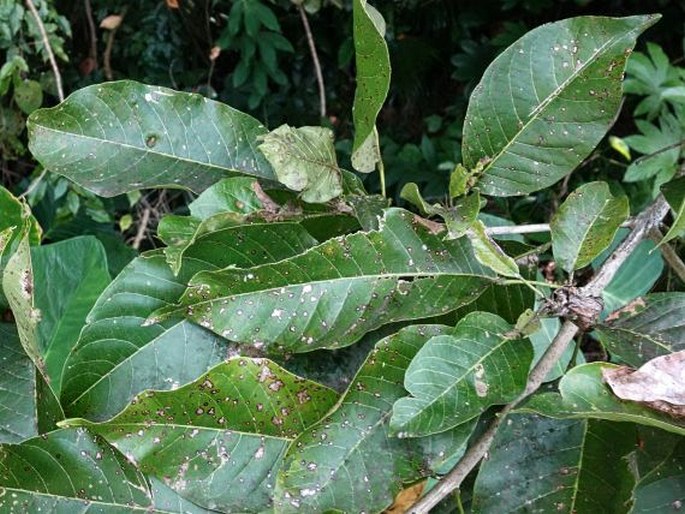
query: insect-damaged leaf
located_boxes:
[596,293,685,367]
[518,363,685,435]
[61,359,338,513]
[61,222,317,421]
[551,181,629,272]
[27,81,275,197]
[462,15,659,196]
[351,0,390,173]
[602,351,685,417]
[151,208,495,353]
[0,428,154,512]
[471,415,635,513]
[390,312,533,437]
[274,325,479,513]
[258,124,343,203]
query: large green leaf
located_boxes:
[551,181,629,272]
[351,0,391,173]
[472,414,635,513]
[257,124,343,203]
[0,324,62,443]
[275,325,479,513]
[596,293,685,367]
[519,363,685,435]
[631,438,685,513]
[151,208,495,353]
[62,359,338,513]
[660,176,685,244]
[61,221,318,421]
[0,428,154,512]
[462,15,659,196]
[390,312,533,437]
[27,81,276,197]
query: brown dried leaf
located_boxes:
[384,481,425,514]
[166,0,179,8]
[209,46,221,61]
[99,14,123,30]
[603,350,685,417]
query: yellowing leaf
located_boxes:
[258,124,343,203]
[99,14,123,30]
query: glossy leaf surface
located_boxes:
[551,181,629,272]
[275,324,479,513]
[391,312,532,437]
[28,81,275,196]
[351,0,391,173]
[463,15,658,196]
[153,208,495,353]
[63,359,338,513]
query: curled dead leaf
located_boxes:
[605,297,646,322]
[209,46,221,61]
[384,481,425,514]
[100,14,123,30]
[166,0,180,8]
[603,350,685,418]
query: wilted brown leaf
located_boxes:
[384,481,425,513]
[99,14,123,30]
[166,0,179,8]
[209,46,221,61]
[603,350,685,417]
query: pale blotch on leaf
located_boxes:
[257,124,343,203]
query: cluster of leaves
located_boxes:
[1,6,685,514]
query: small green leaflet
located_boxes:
[659,176,685,245]
[551,181,629,272]
[468,220,521,278]
[258,124,343,203]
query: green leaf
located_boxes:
[390,312,533,437]
[551,181,629,272]
[444,192,482,239]
[13,79,43,115]
[27,81,276,197]
[519,363,685,435]
[468,220,521,278]
[623,115,682,182]
[472,415,635,513]
[33,237,112,394]
[593,231,663,315]
[631,438,685,513]
[151,208,495,353]
[462,15,659,196]
[0,185,41,256]
[596,293,685,367]
[0,428,154,512]
[61,221,317,420]
[351,0,391,173]
[257,124,343,203]
[660,176,685,244]
[530,314,584,382]
[275,324,479,513]
[61,358,338,513]
[188,176,263,219]
[0,324,62,443]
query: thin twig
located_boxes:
[18,168,48,200]
[132,207,151,250]
[297,4,326,118]
[408,194,672,513]
[485,220,633,236]
[25,0,64,101]
[103,9,126,81]
[84,0,98,69]
[650,227,685,284]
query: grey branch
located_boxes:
[25,0,64,101]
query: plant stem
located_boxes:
[25,0,64,101]
[84,0,98,69]
[298,4,326,118]
[378,158,387,198]
[408,194,672,513]
[650,227,685,284]
[485,220,633,236]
